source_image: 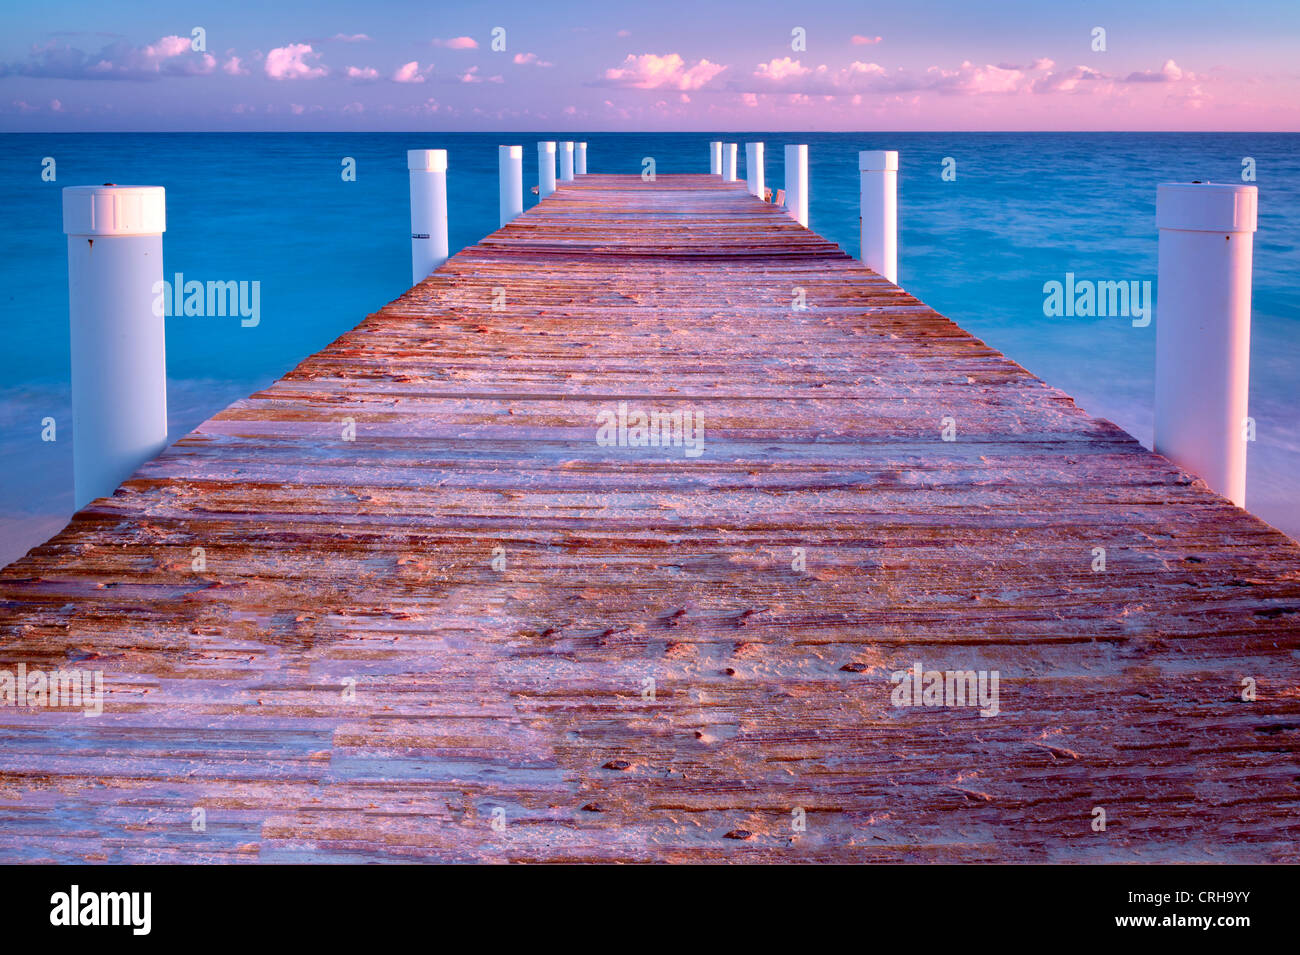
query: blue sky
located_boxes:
[1,0,1297,130]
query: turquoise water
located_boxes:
[1,132,1297,560]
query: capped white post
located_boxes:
[745,142,765,198]
[559,141,575,181]
[499,145,523,227]
[859,150,898,284]
[575,142,588,176]
[62,185,168,510]
[538,141,557,198]
[408,149,448,285]
[722,143,738,182]
[709,141,722,176]
[1154,182,1258,507]
[784,144,808,226]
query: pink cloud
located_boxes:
[222,56,248,76]
[603,53,727,90]
[1125,59,1193,83]
[3,35,217,80]
[514,52,553,67]
[754,57,811,81]
[1033,64,1108,93]
[927,61,1027,94]
[265,44,326,80]
[392,61,431,83]
[433,37,477,49]
[851,35,882,45]
[742,55,1155,99]
[346,65,379,82]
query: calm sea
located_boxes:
[1,131,1297,562]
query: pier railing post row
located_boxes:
[499,145,523,227]
[859,150,898,284]
[538,141,557,198]
[62,184,168,510]
[575,142,587,176]
[1154,182,1258,507]
[559,141,575,181]
[784,144,808,226]
[722,143,738,182]
[745,142,765,198]
[709,141,722,176]
[408,149,448,285]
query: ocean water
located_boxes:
[1,132,1297,563]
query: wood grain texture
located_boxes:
[1,174,1297,863]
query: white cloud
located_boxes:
[392,61,431,83]
[1125,59,1193,83]
[265,44,326,80]
[603,53,727,90]
[754,57,811,81]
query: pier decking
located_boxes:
[2,174,1298,863]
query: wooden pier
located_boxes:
[1,174,1298,863]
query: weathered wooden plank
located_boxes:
[1,174,1297,863]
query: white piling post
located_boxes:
[575,142,587,176]
[538,141,557,198]
[745,142,765,198]
[408,149,448,285]
[710,141,722,176]
[62,185,168,510]
[784,144,808,226]
[559,141,575,181]
[722,143,738,182]
[499,145,523,227]
[858,150,898,284]
[1154,182,1258,507]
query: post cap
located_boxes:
[578,142,587,148]
[859,150,899,172]
[408,149,447,172]
[539,141,556,152]
[1156,182,1257,232]
[560,141,574,151]
[499,145,523,159]
[62,185,166,236]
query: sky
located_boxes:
[1,0,1297,131]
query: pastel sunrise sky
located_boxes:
[1,0,1296,131]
